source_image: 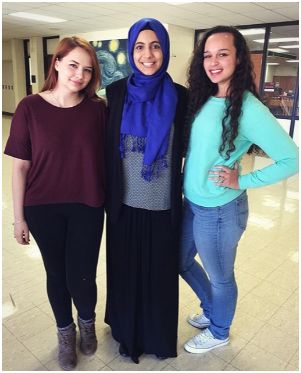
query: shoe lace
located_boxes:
[193,330,213,344]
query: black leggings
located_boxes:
[24,203,104,328]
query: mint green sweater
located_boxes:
[184,91,299,207]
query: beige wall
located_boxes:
[11,39,27,107]
[30,37,45,93]
[2,61,15,113]
[2,39,26,112]
[3,41,15,112]
[167,24,194,86]
[3,23,194,113]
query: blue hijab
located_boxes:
[120,18,178,181]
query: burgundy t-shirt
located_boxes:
[5,94,106,207]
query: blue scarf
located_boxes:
[120,18,178,181]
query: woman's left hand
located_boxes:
[209,162,239,189]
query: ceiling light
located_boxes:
[279,45,299,49]
[268,48,289,53]
[286,60,299,63]
[239,28,265,36]
[8,12,66,23]
[267,63,280,65]
[254,37,299,43]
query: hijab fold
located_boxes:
[120,18,178,181]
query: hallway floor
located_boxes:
[2,115,299,371]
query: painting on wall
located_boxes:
[91,39,132,97]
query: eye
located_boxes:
[69,63,77,69]
[135,45,143,51]
[152,43,161,49]
[203,55,211,59]
[219,53,228,57]
[84,68,92,74]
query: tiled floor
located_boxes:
[2,115,299,371]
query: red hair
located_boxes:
[42,36,101,100]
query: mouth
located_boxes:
[209,69,223,75]
[70,80,83,85]
[141,62,156,67]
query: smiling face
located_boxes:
[203,32,238,96]
[55,47,93,93]
[133,29,163,76]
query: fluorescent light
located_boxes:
[286,60,299,63]
[279,45,299,49]
[9,12,66,23]
[239,28,265,36]
[267,63,280,65]
[268,48,289,53]
[254,37,299,43]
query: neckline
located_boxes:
[211,95,226,101]
[37,93,86,109]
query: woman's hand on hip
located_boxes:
[14,221,30,245]
[209,162,239,189]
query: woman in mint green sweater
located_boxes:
[180,26,298,354]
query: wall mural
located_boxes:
[91,39,132,96]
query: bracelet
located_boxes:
[12,220,25,226]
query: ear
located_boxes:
[54,58,59,71]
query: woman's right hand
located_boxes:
[14,221,30,245]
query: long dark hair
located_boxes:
[186,26,259,159]
[42,36,101,100]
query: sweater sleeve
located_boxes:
[238,94,298,189]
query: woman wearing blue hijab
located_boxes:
[105,18,188,363]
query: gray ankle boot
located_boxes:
[57,322,77,370]
[77,315,97,355]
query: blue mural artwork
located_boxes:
[91,39,132,96]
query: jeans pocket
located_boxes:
[235,193,249,230]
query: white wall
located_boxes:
[167,24,194,85]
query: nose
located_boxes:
[210,56,219,66]
[75,68,84,79]
[143,46,153,58]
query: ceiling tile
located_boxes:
[2,2,299,41]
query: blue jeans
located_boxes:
[179,192,249,339]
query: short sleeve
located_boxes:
[4,98,32,160]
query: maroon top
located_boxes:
[5,94,106,207]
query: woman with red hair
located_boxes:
[5,36,106,370]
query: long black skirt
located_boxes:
[105,204,179,362]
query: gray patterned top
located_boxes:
[122,126,174,210]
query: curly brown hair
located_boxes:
[186,26,260,159]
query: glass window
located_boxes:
[261,25,299,118]
[238,28,265,92]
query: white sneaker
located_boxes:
[187,313,210,329]
[184,328,229,354]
